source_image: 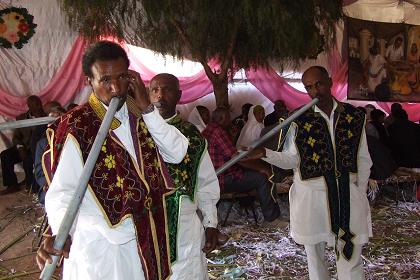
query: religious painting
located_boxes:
[347,16,420,103]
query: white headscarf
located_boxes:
[187,107,207,132]
[236,105,264,148]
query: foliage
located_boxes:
[60,0,343,106]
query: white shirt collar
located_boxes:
[314,99,337,119]
[101,101,129,122]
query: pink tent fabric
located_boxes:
[1,37,420,121]
[0,37,87,118]
[127,52,218,104]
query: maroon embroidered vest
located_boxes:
[43,95,173,280]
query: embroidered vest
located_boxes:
[165,115,206,263]
[43,95,173,280]
[294,102,365,260]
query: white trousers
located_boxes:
[304,242,365,280]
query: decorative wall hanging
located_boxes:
[0,7,37,49]
[347,16,420,103]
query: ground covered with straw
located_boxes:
[0,188,418,279]
[210,196,419,279]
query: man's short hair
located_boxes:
[151,73,180,90]
[302,66,330,80]
[82,41,130,78]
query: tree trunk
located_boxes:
[210,73,229,108]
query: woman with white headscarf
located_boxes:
[188,105,210,132]
[236,105,265,149]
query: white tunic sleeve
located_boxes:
[45,136,83,236]
[142,108,188,164]
[262,124,299,170]
[196,151,220,228]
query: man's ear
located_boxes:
[85,76,92,86]
[327,77,333,87]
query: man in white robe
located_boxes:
[36,41,188,280]
[245,66,372,280]
[149,73,221,280]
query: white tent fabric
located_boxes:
[344,0,420,25]
[0,0,77,96]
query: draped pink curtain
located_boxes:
[2,36,420,121]
[127,50,217,104]
[245,47,349,111]
[0,37,87,118]
[246,46,420,122]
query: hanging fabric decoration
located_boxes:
[0,7,37,49]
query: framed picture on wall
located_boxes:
[347,16,420,103]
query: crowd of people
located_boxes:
[0,40,418,280]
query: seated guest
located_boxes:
[232,103,253,129]
[202,107,280,223]
[187,105,210,132]
[34,104,67,203]
[388,109,420,168]
[1,95,45,195]
[236,105,265,149]
[366,135,397,180]
[264,99,288,127]
[366,108,390,147]
[231,103,253,143]
[30,101,63,164]
[364,104,376,122]
[384,103,402,128]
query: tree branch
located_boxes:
[219,16,240,80]
[170,18,217,81]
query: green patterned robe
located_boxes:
[165,114,207,264]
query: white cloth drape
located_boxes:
[0,0,77,96]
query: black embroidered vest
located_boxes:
[294,102,365,260]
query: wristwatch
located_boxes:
[141,104,155,115]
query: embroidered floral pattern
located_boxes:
[116,176,124,189]
[307,136,316,147]
[104,154,116,169]
[180,170,188,181]
[183,154,191,164]
[101,139,107,153]
[312,152,320,163]
[304,122,312,132]
[0,7,37,49]
[146,137,155,148]
[345,114,353,123]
